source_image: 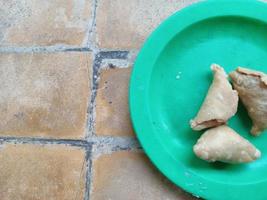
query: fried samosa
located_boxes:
[193,125,261,163]
[230,67,267,136]
[190,64,239,130]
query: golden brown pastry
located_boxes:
[193,125,261,163]
[190,64,239,130]
[230,67,267,136]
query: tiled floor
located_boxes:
[0,0,198,199]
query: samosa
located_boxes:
[190,64,238,130]
[193,125,261,163]
[230,67,267,136]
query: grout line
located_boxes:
[97,51,130,60]
[0,46,139,54]
[85,0,98,195]
[0,136,90,148]
[88,155,93,200]
[90,136,141,158]
[0,46,92,53]
[86,0,98,52]
[63,47,92,52]
[85,51,94,140]
[84,145,92,200]
[86,53,101,140]
[0,135,141,155]
[82,0,95,48]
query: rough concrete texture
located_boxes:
[0,0,93,46]
[96,0,199,49]
[95,67,135,136]
[91,136,141,158]
[0,144,86,200]
[0,52,91,138]
[91,151,196,200]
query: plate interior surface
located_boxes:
[130,1,267,199]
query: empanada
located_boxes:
[193,125,261,163]
[190,64,238,130]
[230,67,267,136]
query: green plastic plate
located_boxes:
[129,0,267,199]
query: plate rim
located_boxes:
[129,0,267,199]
